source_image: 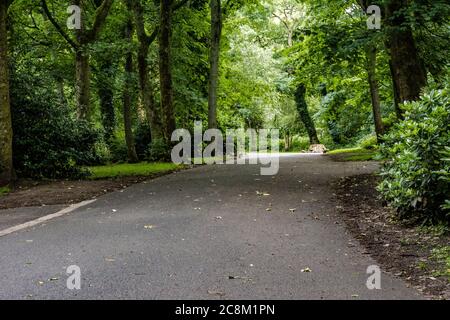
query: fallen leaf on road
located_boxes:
[207,290,225,297]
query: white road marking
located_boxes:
[0,200,96,237]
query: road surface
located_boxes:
[0,154,421,299]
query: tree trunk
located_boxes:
[95,51,116,140]
[123,9,139,163]
[137,41,163,140]
[366,46,384,140]
[96,57,116,143]
[208,0,222,129]
[385,0,427,105]
[388,59,403,119]
[294,84,320,145]
[159,0,176,142]
[75,50,91,120]
[132,0,164,140]
[0,1,14,186]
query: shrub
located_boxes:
[134,122,152,160]
[147,138,172,162]
[359,135,378,150]
[378,89,450,224]
[109,134,129,163]
[11,75,100,179]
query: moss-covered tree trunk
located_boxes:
[0,0,14,186]
[159,0,176,142]
[366,46,384,140]
[294,84,320,145]
[132,0,163,140]
[385,0,427,106]
[208,0,222,129]
[96,57,116,143]
[75,49,92,120]
[123,1,138,163]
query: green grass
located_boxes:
[327,147,367,155]
[431,246,450,280]
[87,162,182,180]
[0,186,10,196]
[327,147,377,161]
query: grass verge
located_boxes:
[0,186,10,196]
[87,162,182,180]
[327,147,377,161]
[431,246,450,280]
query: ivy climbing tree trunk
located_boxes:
[358,0,384,139]
[0,0,14,186]
[208,0,222,129]
[294,84,320,145]
[123,0,138,163]
[385,0,427,106]
[132,0,163,141]
[96,57,116,144]
[366,46,384,140]
[159,0,176,142]
[75,50,91,120]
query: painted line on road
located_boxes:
[0,200,97,237]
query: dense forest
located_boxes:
[0,0,449,224]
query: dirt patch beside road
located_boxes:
[334,174,449,300]
[0,172,175,210]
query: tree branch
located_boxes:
[85,0,114,42]
[41,0,78,50]
[173,0,190,12]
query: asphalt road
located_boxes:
[0,154,422,299]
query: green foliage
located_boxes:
[10,74,99,179]
[378,89,450,224]
[430,246,450,279]
[279,136,310,152]
[359,135,378,150]
[147,138,172,162]
[109,135,129,163]
[87,162,180,179]
[134,122,153,160]
[0,186,10,196]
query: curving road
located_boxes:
[0,154,422,299]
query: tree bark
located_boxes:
[75,50,91,120]
[388,60,403,119]
[294,84,320,145]
[385,0,427,105]
[366,46,384,140]
[122,12,139,163]
[0,0,14,186]
[159,0,176,142]
[97,58,116,144]
[208,0,222,129]
[132,0,163,140]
